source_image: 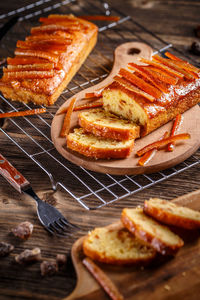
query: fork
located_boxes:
[0,153,78,237]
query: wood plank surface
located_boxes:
[0,0,200,299]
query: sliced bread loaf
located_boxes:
[78,108,140,140]
[83,223,156,265]
[121,207,184,255]
[67,128,134,159]
[144,198,200,229]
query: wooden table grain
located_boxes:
[0,1,200,299]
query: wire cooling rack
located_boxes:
[0,0,199,210]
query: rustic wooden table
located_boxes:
[0,0,200,299]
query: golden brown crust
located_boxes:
[144,199,200,230]
[0,16,98,106]
[67,135,134,159]
[78,112,140,141]
[105,81,200,137]
[121,209,184,255]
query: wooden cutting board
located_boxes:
[51,42,200,175]
[65,189,200,300]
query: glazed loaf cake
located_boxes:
[67,128,134,159]
[83,223,156,265]
[0,14,98,106]
[103,54,200,136]
[144,198,200,229]
[78,108,140,140]
[121,207,184,255]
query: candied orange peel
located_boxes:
[113,75,155,102]
[138,131,169,166]
[57,101,103,115]
[137,133,190,157]
[168,114,183,152]
[0,108,46,119]
[60,98,76,137]
[119,68,162,99]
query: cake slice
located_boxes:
[103,55,200,137]
[78,108,140,140]
[67,128,134,159]
[144,198,200,229]
[83,223,156,265]
[121,207,184,255]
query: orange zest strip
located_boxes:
[39,17,78,25]
[169,61,199,78]
[137,133,190,157]
[164,52,184,62]
[113,75,154,102]
[146,66,178,85]
[14,49,58,64]
[138,131,169,166]
[144,67,178,85]
[7,57,49,65]
[139,57,183,79]
[83,257,124,300]
[60,97,76,137]
[48,14,76,19]
[168,114,183,152]
[164,54,199,76]
[57,101,103,115]
[152,55,194,80]
[2,70,54,80]
[5,63,53,72]
[31,25,80,35]
[85,91,102,98]
[128,62,169,93]
[0,108,46,119]
[119,68,162,99]
[79,15,120,22]
[17,40,69,51]
[26,34,73,42]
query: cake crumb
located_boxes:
[182,272,186,276]
[164,284,171,291]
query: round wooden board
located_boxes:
[51,42,200,175]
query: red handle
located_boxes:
[0,154,29,193]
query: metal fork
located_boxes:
[0,153,78,237]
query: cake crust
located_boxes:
[121,208,184,255]
[144,198,200,229]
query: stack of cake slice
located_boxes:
[67,108,140,159]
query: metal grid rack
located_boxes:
[0,0,199,210]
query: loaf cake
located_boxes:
[0,14,98,106]
[103,54,200,136]
[78,108,140,140]
[121,207,184,255]
[67,128,134,159]
[83,223,156,265]
[144,198,200,229]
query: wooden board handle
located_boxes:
[0,154,29,193]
